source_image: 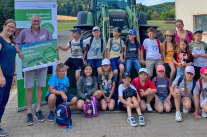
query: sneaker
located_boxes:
[175,111,182,122]
[127,116,138,127]
[201,110,207,118]
[0,128,8,137]
[35,110,45,122]
[146,104,153,112]
[183,107,189,114]
[138,115,145,126]
[48,111,55,122]
[26,113,34,126]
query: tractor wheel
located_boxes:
[155,30,164,43]
[81,30,92,40]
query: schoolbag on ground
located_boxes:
[83,96,98,118]
[55,101,72,131]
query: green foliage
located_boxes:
[146,10,152,20]
[151,11,160,20]
[58,20,77,32]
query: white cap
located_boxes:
[92,26,100,31]
[102,59,111,65]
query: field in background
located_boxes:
[148,20,176,30]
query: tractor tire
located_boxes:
[155,30,164,43]
[81,30,92,40]
[139,12,147,25]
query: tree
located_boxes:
[146,10,152,20]
[151,11,160,20]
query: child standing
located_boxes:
[83,26,106,74]
[173,39,193,77]
[190,29,207,81]
[124,29,141,73]
[131,68,157,112]
[141,28,163,79]
[106,27,125,80]
[97,59,117,111]
[77,64,102,109]
[197,67,207,118]
[170,66,200,122]
[56,28,84,85]
[152,65,172,113]
[118,72,145,127]
[45,63,78,122]
[161,30,177,81]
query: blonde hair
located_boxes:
[101,65,113,81]
[56,63,65,71]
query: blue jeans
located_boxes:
[176,67,185,77]
[87,59,102,70]
[0,76,13,123]
[125,59,141,73]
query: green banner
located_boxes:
[15,9,52,21]
[20,39,59,72]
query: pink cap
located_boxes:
[185,66,195,74]
[157,65,165,72]
[200,67,207,75]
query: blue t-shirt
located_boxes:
[152,77,172,98]
[0,36,16,77]
[125,40,140,59]
[46,74,70,96]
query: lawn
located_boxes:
[58,20,77,32]
[148,20,176,30]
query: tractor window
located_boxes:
[97,0,131,9]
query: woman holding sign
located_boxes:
[0,19,17,136]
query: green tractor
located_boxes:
[75,0,163,43]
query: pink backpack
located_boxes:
[83,96,98,118]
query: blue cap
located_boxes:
[70,28,81,35]
[122,72,131,78]
[193,29,203,35]
[128,29,136,35]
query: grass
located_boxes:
[58,20,77,32]
[148,20,176,30]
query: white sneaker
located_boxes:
[201,110,207,118]
[175,111,182,122]
[183,107,189,114]
[146,104,152,112]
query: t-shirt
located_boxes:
[106,38,126,58]
[173,51,193,65]
[174,31,193,44]
[160,42,176,63]
[83,37,106,59]
[131,77,156,97]
[97,74,117,95]
[152,77,172,98]
[190,41,207,67]
[141,38,161,59]
[197,80,207,104]
[173,75,198,98]
[84,76,93,94]
[125,40,140,60]
[46,74,70,96]
[67,38,85,59]
[118,84,137,103]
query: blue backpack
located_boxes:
[55,101,72,132]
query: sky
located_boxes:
[136,0,175,6]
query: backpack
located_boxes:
[142,39,161,53]
[177,75,196,94]
[154,76,170,87]
[86,36,104,52]
[69,39,84,53]
[83,96,99,118]
[123,87,137,99]
[201,41,207,53]
[174,30,193,40]
[55,101,72,132]
[109,38,123,52]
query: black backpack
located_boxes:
[86,36,104,52]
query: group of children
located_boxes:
[48,25,207,127]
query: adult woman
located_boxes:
[174,19,193,44]
[0,19,17,136]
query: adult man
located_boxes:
[16,15,53,126]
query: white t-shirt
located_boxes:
[118,84,137,103]
[143,38,161,59]
[67,39,86,59]
[193,80,207,105]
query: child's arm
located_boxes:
[141,88,157,97]
[83,48,87,63]
[169,84,176,95]
[120,48,124,62]
[138,48,141,61]
[105,49,110,59]
[108,81,116,99]
[140,48,146,65]
[56,45,70,51]
[49,85,67,100]
[77,77,87,101]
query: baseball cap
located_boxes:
[185,66,195,74]
[139,68,148,74]
[122,72,131,78]
[70,28,81,35]
[113,27,121,33]
[102,59,111,65]
[157,65,165,72]
[193,29,203,35]
[128,29,136,35]
[92,26,100,31]
[200,67,207,75]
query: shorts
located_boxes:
[110,57,123,71]
[100,93,115,100]
[118,102,125,110]
[200,99,207,107]
[64,58,83,71]
[24,67,48,89]
[87,59,102,70]
[157,96,167,104]
[45,92,75,106]
[146,59,163,76]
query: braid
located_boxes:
[183,75,188,96]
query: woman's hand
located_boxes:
[0,75,6,87]
[12,75,17,86]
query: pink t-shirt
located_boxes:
[174,30,193,44]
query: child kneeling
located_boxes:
[45,63,78,122]
[118,72,145,127]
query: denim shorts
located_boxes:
[87,59,102,70]
[110,57,123,71]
